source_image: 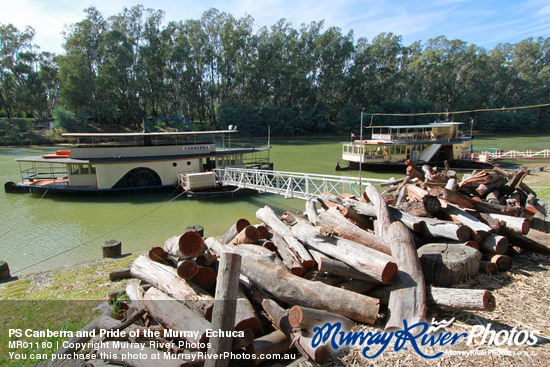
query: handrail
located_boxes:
[213,167,388,200]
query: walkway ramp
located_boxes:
[213,168,388,200]
[419,143,442,162]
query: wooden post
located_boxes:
[186,224,205,237]
[101,239,121,258]
[206,252,242,367]
[0,261,10,280]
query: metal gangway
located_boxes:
[213,168,388,200]
[481,148,550,160]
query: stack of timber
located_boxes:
[50,163,550,366]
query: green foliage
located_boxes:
[53,108,85,132]
[2,11,550,135]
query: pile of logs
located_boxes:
[55,163,549,367]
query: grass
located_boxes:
[0,254,139,367]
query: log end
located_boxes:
[177,259,199,280]
[483,291,496,312]
[191,266,217,290]
[236,218,251,233]
[288,305,302,328]
[381,261,399,284]
[179,231,205,257]
[148,246,166,263]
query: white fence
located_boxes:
[213,168,387,200]
[481,149,550,160]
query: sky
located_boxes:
[0,0,549,54]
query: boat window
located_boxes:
[69,164,96,175]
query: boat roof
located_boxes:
[15,147,269,164]
[62,130,237,138]
[370,122,464,129]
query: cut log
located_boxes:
[271,232,304,276]
[191,266,217,290]
[177,259,199,280]
[482,253,513,271]
[261,299,330,364]
[235,287,261,335]
[365,183,392,237]
[317,192,470,242]
[256,206,314,269]
[406,184,429,200]
[291,221,397,284]
[109,268,131,282]
[427,287,496,311]
[315,208,391,255]
[479,233,509,255]
[217,241,380,323]
[429,187,476,209]
[229,225,261,245]
[220,219,251,244]
[504,229,550,254]
[249,330,291,366]
[142,287,210,345]
[288,305,354,331]
[385,221,426,331]
[305,200,319,223]
[441,205,491,241]
[370,285,496,312]
[130,255,214,319]
[417,243,481,286]
[482,213,530,235]
[254,224,270,239]
[205,252,242,367]
[164,231,205,259]
[310,249,382,283]
[480,260,498,274]
[148,246,167,263]
[404,195,442,217]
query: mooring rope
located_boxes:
[0,189,49,241]
[11,189,187,275]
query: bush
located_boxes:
[53,108,86,132]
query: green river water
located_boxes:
[0,134,548,275]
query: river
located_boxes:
[1,134,547,275]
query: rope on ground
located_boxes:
[11,189,187,275]
[0,189,49,241]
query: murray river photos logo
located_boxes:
[311,318,540,359]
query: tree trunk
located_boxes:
[261,299,330,364]
[206,253,241,367]
[441,205,491,241]
[305,200,319,223]
[404,195,441,217]
[164,231,205,258]
[271,232,304,276]
[142,287,210,345]
[503,229,550,254]
[385,222,426,331]
[130,255,214,319]
[417,243,481,286]
[220,219,251,244]
[288,305,355,331]
[256,206,314,269]
[481,213,530,235]
[249,331,291,366]
[190,266,217,290]
[315,208,391,255]
[291,221,397,284]
[177,259,199,280]
[479,233,509,255]
[365,183,392,237]
[229,226,261,245]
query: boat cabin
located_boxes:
[13,130,271,192]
